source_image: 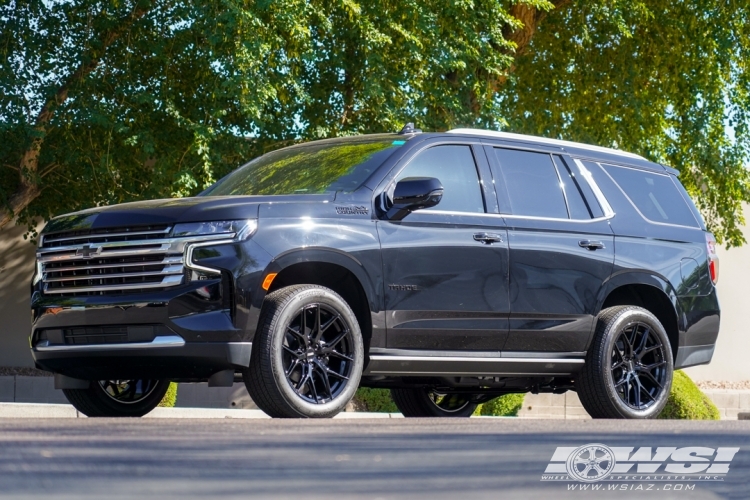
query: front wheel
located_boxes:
[63,379,170,417]
[577,306,673,419]
[244,285,364,418]
[391,388,478,417]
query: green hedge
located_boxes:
[158,382,179,408]
[352,388,399,412]
[353,388,525,416]
[657,370,719,420]
[474,393,525,417]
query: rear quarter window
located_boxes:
[601,164,699,227]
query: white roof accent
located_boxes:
[447,128,646,161]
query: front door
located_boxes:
[486,146,615,353]
[377,143,510,351]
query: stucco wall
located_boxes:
[685,215,750,382]
[0,222,37,367]
[0,215,748,380]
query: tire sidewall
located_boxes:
[269,287,364,418]
[601,309,673,419]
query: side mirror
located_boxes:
[384,177,443,221]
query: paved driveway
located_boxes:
[0,419,747,499]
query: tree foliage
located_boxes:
[2,0,750,246]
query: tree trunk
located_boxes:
[0,4,150,230]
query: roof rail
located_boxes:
[447,128,646,161]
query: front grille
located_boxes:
[37,225,186,297]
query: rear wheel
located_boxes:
[244,285,364,418]
[577,306,673,419]
[391,388,478,417]
[63,379,170,417]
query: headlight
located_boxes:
[172,220,257,240]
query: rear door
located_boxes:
[485,144,615,353]
[377,140,510,351]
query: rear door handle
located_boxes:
[474,232,503,244]
[579,240,605,250]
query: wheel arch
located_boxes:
[261,248,380,349]
[595,272,683,362]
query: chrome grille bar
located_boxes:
[42,227,172,245]
[43,265,184,283]
[45,256,183,273]
[42,275,184,294]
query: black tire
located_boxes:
[391,388,478,417]
[244,284,364,418]
[577,306,674,419]
[63,379,170,417]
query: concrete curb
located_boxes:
[0,403,404,419]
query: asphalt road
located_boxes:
[0,418,748,500]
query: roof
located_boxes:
[447,128,646,161]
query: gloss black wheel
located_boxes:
[391,388,478,417]
[62,378,170,417]
[610,322,668,411]
[99,380,161,404]
[282,303,355,404]
[244,284,364,418]
[578,306,673,419]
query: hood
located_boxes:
[42,194,334,234]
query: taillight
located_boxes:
[706,232,719,285]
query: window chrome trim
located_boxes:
[572,158,615,217]
[34,335,186,352]
[420,209,614,224]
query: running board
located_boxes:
[365,351,585,377]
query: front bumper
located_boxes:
[32,337,252,380]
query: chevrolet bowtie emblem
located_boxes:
[76,244,102,259]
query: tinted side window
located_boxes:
[397,145,484,213]
[602,164,699,227]
[493,148,568,218]
[552,156,591,220]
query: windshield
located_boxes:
[201,135,405,196]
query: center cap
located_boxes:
[305,349,316,360]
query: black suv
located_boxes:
[30,127,720,419]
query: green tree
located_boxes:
[2,0,750,246]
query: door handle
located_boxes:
[473,232,503,244]
[579,240,605,250]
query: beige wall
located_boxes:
[685,212,750,381]
[0,215,748,379]
[0,222,37,367]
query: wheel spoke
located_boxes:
[637,325,651,353]
[642,360,666,371]
[286,326,307,345]
[614,375,629,388]
[633,377,642,407]
[314,360,334,400]
[285,358,301,377]
[320,364,349,381]
[640,370,664,390]
[328,349,354,362]
[283,344,301,359]
[636,376,655,403]
[313,305,323,343]
[295,365,311,392]
[638,343,663,359]
[322,328,350,352]
[320,314,340,334]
